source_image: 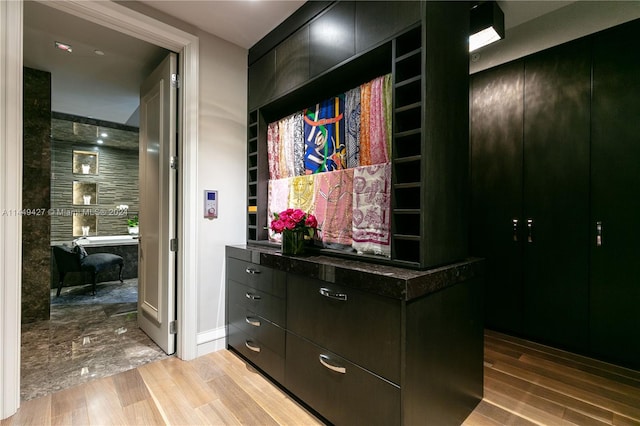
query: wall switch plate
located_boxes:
[204,190,218,219]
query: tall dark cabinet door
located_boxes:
[470,61,524,334]
[309,1,355,77]
[590,20,640,370]
[522,40,591,351]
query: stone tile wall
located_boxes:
[22,67,51,323]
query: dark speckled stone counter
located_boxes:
[227,244,484,301]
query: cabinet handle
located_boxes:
[245,267,261,275]
[512,219,519,242]
[596,221,603,247]
[319,354,346,374]
[527,219,533,243]
[245,340,261,353]
[319,287,348,301]
[245,292,261,300]
[245,317,261,327]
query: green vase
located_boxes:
[281,229,305,255]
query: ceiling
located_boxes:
[25,0,636,131]
[23,0,305,126]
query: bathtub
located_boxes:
[74,235,138,247]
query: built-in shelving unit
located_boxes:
[245,1,469,270]
[247,110,258,241]
[392,25,422,265]
[247,110,269,242]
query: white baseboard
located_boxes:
[196,326,226,357]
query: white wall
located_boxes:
[195,30,247,355]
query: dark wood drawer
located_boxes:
[228,305,285,357]
[228,324,285,384]
[228,280,285,326]
[287,274,401,384]
[227,257,286,298]
[286,332,400,426]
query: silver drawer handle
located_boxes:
[245,267,261,275]
[245,292,261,300]
[319,287,347,301]
[245,317,261,327]
[245,340,261,353]
[319,354,346,374]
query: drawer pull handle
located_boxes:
[319,287,347,301]
[245,268,261,275]
[245,340,261,353]
[319,354,346,374]
[245,292,261,300]
[245,317,261,327]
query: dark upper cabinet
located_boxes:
[309,1,355,77]
[275,26,309,98]
[522,39,591,352]
[590,19,640,370]
[355,1,421,53]
[248,50,276,111]
[470,60,524,334]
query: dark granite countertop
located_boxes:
[226,244,484,301]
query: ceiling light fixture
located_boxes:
[100,132,108,138]
[94,50,105,56]
[54,41,73,53]
[469,1,505,52]
[97,139,104,144]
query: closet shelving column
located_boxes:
[391,25,423,265]
[246,110,268,242]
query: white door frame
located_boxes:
[0,0,199,418]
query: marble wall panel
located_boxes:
[22,67,52,323]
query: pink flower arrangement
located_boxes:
[271,208,317,238]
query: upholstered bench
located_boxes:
[52,244,124,296]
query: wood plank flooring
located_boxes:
[3,330,639,425]
[464,330,640,426]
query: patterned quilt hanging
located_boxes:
[352,163,392,257]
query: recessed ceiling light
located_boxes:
[97,139,104,144]
[94,50,105,56]
[55,41,72,53]
[100,132,108,137]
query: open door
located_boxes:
[138,53,177,354]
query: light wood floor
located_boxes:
[3,330,639,425]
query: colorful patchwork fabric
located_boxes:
[359,81,372,166]
[314,169,354,246]
[268,178,290,242]
[345,87,361,169]
[288,175,316,215]
[303,96,346,174]
[267,121,280,180]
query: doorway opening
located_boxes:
[20,1,174,400]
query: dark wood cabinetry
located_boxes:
[522,39,591,351]
[246,1,469,270]
[275,27,310,96]
[248,51,275,111]
[470,60,524,334]
[590,19,640,370]
[287,273,401,384]
[309,1,355,77]
[225,245,484,425]
[354,1,421,54]
[471,19,640,369]
[225,256,286,382]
